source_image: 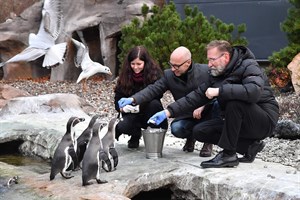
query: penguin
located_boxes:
[81,121,110,186]
[6,176,19,188]
[100,117,120,172]
[50,116,85,180]
[76,114,100,169]
[0,176,19,193]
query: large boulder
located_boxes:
[0,0,158,80]
[273,119,300,140]
[0,93,94,116]
[0,93,95,159]
[0,84,30,108]
[287,52,300,95]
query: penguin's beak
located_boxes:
[74,117,85,125]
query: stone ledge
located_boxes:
[0,140,299,200]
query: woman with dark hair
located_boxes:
[114,46,168,148]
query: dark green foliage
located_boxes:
[118,2,247,70]
[268,0,300,69]
[281,0,300,44]
[269,44,300,69]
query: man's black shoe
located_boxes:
[200,151,239,168]
[182,138,196,152]
[128,137,139,148]
[239,141,265,163]
[199,143,213,157]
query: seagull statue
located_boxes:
[0,0,67,68]
[71,38,112,92]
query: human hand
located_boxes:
[118,98,133,108]
[122,105,140,113]
[147,110,167,125]
[193,106,205,119]
[205,88,219,99]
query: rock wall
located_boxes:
[0,0,158,81]
[0,84,30,108]
[0,0,39,23]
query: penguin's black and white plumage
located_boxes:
[100,117,120,172]
[0,176,19,193]
[6,176,19,188]
[50,116,85,180]
[76,114,100,169]
[81,122,110,186]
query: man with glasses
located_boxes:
[118,46,214,157]
[148,40,279,168]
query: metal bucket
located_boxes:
[142,127,167,159]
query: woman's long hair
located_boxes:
[116,46,163,95]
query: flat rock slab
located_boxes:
[0,137,299,200]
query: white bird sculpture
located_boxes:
[71,38,112,92]
[0,0,67,68]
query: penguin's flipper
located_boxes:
[50,168,59,180]
[68,146,79,171]
[77,142,87,165]
[50,173,55,181]
[96,159,107,184]
[50,155,65,180]
[109,147,118,168]
[61,154,74,179]
[77,141,90,169]
[99,150,112,172]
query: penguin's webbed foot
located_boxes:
[99,151,112,172]
[82,181,92,186]
[60,171,74,179]
[96,179,107,184]
[73,166,81,171]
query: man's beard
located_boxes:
[209,65,226,76]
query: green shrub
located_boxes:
[268,0,300,89]
[118,2,247,71]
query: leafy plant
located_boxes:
[118,2,247,71]
[268,0,300,89]
[267,67,291,88]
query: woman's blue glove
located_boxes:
[147,110,167,125]
[118,98,133,108]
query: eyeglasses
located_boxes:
[168,59,190,70]
[207,53,224,63]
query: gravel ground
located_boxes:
[1,78,299,170]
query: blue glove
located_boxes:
[147,110,167,125]
[118,98,133,108]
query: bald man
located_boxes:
[149,40,279,168]
[118,46,215,157]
